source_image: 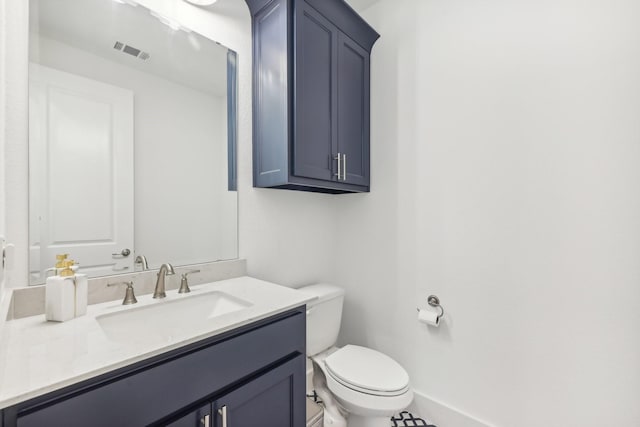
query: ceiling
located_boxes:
[30,0,230,97]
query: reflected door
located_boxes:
[29,64,134,282]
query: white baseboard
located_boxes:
[409,390,495,427]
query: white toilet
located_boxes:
[299,284,413,427]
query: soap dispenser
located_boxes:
[45,256,89,322]
[45,258,75,322]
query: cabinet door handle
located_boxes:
[218,405,228,427]
[334,153,342,180]
[342,154,347,181]
[201,414,210,427]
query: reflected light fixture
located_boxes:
[183,0,219,5]
[112,0,138,6]
[149,10,191,33]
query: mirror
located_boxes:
[28,0,238,285]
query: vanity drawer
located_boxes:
[9,308,305,427]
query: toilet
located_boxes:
[299,284,413,427]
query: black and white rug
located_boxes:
[391,411,437,427]
[308,392,435,427]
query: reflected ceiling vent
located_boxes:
[113,41,150,61]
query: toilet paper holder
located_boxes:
[417,295,445,321]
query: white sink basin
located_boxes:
[96,290,252,344]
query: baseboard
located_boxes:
[409,389,495,427]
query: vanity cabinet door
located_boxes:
[212,355,306,427]
[164,404,211,427]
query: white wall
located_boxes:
[335,0,640,426]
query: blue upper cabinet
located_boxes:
[246,0,379,193]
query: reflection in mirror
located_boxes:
[28,0,238,285]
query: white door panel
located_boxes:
[29,63,134,282]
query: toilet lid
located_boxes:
[324,345,410,395]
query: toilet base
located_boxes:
[348,414,391,427]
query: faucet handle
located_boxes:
[178,269,200,294]
[108,281,138,305]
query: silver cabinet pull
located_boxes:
[342,153,347,181]
[218,405,228,427]
[201,414,210,427]
[112,248,131,258]
[112,265,130,271]
[334,153,342,180]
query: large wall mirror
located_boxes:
[28,0,238,285]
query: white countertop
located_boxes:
[0,276,313,409]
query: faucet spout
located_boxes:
[135,255,149,270]
[153,263,175,299]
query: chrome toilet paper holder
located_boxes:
[417,295,445,321]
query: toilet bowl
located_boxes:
[298,284,413,427]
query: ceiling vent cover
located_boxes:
[113,41,150,61]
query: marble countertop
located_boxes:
[0,276,314,409]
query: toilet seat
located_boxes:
[324,345,410,397]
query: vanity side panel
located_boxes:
[10,310,305,427]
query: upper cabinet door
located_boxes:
[337,33,370,187]
[294,3,338,182]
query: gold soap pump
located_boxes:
[55,254,69,272]
[59,260,76,277]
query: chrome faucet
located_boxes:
[135,255,149,270]
[153,263,175,299]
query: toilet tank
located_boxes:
[297,284,345,356]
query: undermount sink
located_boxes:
[96,290,252,344]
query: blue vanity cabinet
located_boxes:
[246,0,379,194]
[164,355,305,427]
[211,355,305,427]
[3,308,306,427]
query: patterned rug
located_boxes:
[308,392,435,427]
[391,411,437,427]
